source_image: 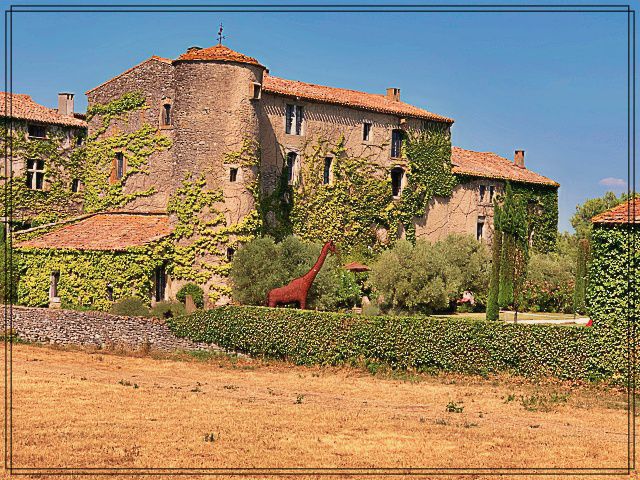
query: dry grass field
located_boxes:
[1,343,633,479]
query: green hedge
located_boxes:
[168,306,626,382]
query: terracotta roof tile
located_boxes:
[0,92,86,128]
[343,262,371,272]
[85,56,172,95]
[451,146,559,187]
[262,74,454,123]
[175,45,262,66]
[592,198,640,224]
[15,212,173,251]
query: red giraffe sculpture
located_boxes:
[267,241,337,309]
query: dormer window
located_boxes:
[285,104,304,135]
[251,82,262,100]
[28,124,46,139]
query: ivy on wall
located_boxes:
[16,241,172,311]
[263,124,457,255]
[511,182,558,253]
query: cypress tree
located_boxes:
[486,229,502,321]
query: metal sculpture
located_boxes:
[267,241,337,309]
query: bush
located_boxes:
[520,251,575,313]
[176,283,204,309]
[109,297,150,317]
[369,235,490,314]
[150,300,186,319]
[230,236,361,310]
[167,305,622,382]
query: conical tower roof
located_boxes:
[175,44,263,67]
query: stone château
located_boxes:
[10,42,559,309]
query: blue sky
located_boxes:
[6,3,631,232]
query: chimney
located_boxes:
[386,87,400,102]
[514,149,525,169]
[58,93,74,117]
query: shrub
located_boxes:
[176,283,204,309]
[520,251,575,313]
[109,297,150,317]
[369,235,490,314]
[150,300,186,319]
[167,305,622,382]
[230,236,361,310]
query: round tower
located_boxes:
[172,43,265,218]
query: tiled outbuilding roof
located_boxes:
[175,44,262,66]
[451,146,559,187]
[0,92,86,128]
[85,56,172,95]
[592,198,640,224]
[263,74,454,123]
[15,212,172,251]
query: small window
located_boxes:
[479,185,486,202]
[162,104,172,126]
[489,185,495,203]
[323,157,332,185]
[71,179,81,193]
[251,83,262,100]
[26,159,45,190]
[391,167,404,197]
[106,284,114,302]
[50,271,60,300]
[477,216,486,240]
[285,151,298,185]
[76,135,84,146]
[229,167,238,182]
[285,104,304,135]
[154,265,167,302]
[363,122,372,142]
[115,152,125,180]
[28,124,46,139]
[391,129,404,158]
[226,247,235,262]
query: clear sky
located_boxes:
[5,2,631,232]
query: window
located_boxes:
[363,122,372,141]
[285,151,298,185]
[226,247,235,262]
[106,284,114,302]
[479,185,486,202]
[115,152,125,180]
[285,104,304,135]
[71,179,81,193]
[477,216,486,241]
[251,83,262,100]
[391,167,404,197]
[162,104,172,126]
[154,265,167,302]
[76,135,84,146]
[391,129,404,158]
[229,167,238,182]
[28,124,46,139]
[26,159,45,190]
[323,157,332,185]
[50,271,60,300]
[489,185,495,203]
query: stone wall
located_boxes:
[8,306,221,352]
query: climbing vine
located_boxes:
[86,91,147,138]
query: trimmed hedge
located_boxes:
[168,306,625,382]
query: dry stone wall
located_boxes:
[8,306,221,352]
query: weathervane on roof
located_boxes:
[217,23,226,45]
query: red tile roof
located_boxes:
[262,74,454,123]
[0,92,86,128]
[175,44,262,66]
[451,147,559,187]
[343,262,371,272]
[86,56,172,95]
[592,198,640,224]
[15,212,173,251]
